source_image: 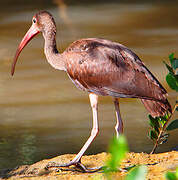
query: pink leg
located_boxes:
[114,98,123,138]
[46,93,100,172]
[71,93,99,163]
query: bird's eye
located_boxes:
[33,18,36,23]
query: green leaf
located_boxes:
[165,171,177,180]
[105,135,128,172]
[126,165,147,180]
[166,73,178,91]
[169,53,174,65]
[164,112,170,120]
[163,61,174,75]
[148,130,158,140]
[149,121,160,134]
[169,53,178,69]
[166,119,178,131]
[172,58,178,70]
[160,116,168,125]
[148,115,160,133]
[157,117,166,127]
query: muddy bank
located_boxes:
[0,151,177,180]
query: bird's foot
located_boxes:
[46,160,103,173]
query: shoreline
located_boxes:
[0,151,177,180]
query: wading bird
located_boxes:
[11,11,172,172]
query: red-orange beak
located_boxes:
[11,24,40,76]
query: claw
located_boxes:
[75,162,103,173]
[46,161,103,173]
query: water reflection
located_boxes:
[0,1,177,170]
[18,134,37,165]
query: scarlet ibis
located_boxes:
[11,11,172,172]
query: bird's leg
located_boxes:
[70,93,99,163]
[46,93,100,172]
[114,98,123,138]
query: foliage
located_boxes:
[103,135,128,173]
[148,53,178,154]
[103,53,177,179]
[166,119,178,131]
[165,168,178,180]
[163,53,178,91]
[103,135,147,180]
[125,166,147,180]
[148,114,169,145]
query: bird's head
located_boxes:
[33,11,57,35]
[11,11,56,76]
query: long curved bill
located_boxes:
[11,24,40,76]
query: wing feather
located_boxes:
[65,38,168,103]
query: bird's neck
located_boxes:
[43,31,66,71]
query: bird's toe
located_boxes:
[45,160,102,173]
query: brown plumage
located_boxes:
[11,11,172,171]
[63,38,171,117]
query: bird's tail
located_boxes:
[141,99,172,117]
